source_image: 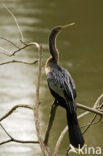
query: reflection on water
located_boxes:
[0,0,103,156]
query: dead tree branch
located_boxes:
[33,43,50,156]
[82,103,103,135]
[0,139,39,145]
[80,113,102,130]
[0,104,33,122]
[0,123,39,145]
[0,40,40,57]
[44,100,58,146]
[0,105,39,145]
[0,36,19,49]
[0,59,38,66]
[76,103,103,116]
[3,4,24,45]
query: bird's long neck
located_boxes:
[49,30,59,63]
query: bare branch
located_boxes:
[10,45,31,56]
[0,47,11,55]
[1,123,38,146]
[0,104,33,122]
[93,93,103,108]
[0,59,38,66]
[33,44,50,156]
[82,114,97,134]
[44,100,58,145]
[0,139,11,145]
[76,103,103,116]
[0,36,19,49]
[53,125,68,156]
[82,103,103,134]
[81,114,102,129]
[0,115,39,146]
[0,44,28,56]
[80,94,103,135]
[0,123,13,139]
[0,139,39,145]
[0,40,42,57]
[3,4,24,43]
[11,41,40,56]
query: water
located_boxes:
[0,0,103,156]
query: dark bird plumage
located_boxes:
[45,23,84,149]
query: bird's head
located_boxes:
[60,22,75,30]
[50,23,75,40]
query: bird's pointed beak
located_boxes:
[61,23,75,29]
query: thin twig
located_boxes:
[0,123,39,144]
[82,114,97,134]
[0,59,38,66]
[0,44,29,57]
[93,94,103,108]
[0,113,39,146]
[0,139,12,145]
[0,123,13,139]
[80,115,102,129]
[82,103,103,134]
[76,103,103,116]
[12,41,41,56]
[0,36,19,49]
[0,40,41,57]
[0,104,33,122]
[0,47,11,55]
[80,94,103,135]
[0,139,39,145]
[11,44,31,56]
[3,4,24,43]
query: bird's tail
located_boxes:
[66,106,84,149]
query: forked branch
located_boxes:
[0,123,39,145]
[0,104,33,122]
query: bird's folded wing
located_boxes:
[47,70,76,112]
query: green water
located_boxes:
[0,0,103,156]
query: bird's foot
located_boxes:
[65,147,71,156]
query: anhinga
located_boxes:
[45,23,84,150]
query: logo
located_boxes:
[68,144,102,155]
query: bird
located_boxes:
[45,23,85,150]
